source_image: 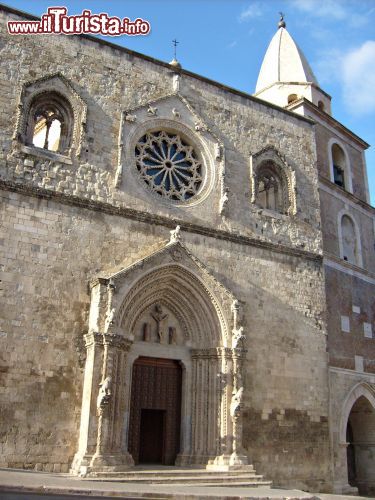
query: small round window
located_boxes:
[135,131,203,202]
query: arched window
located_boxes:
[332,144,346,188]
[26,92,74,155]
[256,161,288,214]
[287,94,298,104]
[329,141,352,192]
[318,100,324,111]
[338,212,362,267]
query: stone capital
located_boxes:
[84,332,132,351]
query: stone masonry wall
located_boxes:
[0,6,331,490]
[325,266,375,373]
[0,8,322,255]
[0,188,330,487]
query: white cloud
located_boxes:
[239,3,263,22]
[341,40,375,115]
[288,0,369,27]
[227,40,238,49]
[313,48,343,84]
[289,0,346,19]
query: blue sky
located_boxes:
[5,0,375,203]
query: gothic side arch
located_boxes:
[339,383,375,444]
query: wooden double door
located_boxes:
[128,357,182,465]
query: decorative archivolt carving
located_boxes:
[250,145,297,216]
[117,267,222,347]
[13,73,87,158]
[88,235,245,351]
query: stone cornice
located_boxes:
[0,178,323,263]
[323,255,375,283]
[287,98,369,149]
[319,177,375,214]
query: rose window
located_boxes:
[135,131,203,201]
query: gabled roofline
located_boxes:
[0,3,314,126]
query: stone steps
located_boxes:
[86,467,271,487]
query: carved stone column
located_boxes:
[175,359,193,466]
[206,347,233,469]
[229,347,248,466]
[207,299,250,471]
[71,332,134,475]
[187,348,220,465]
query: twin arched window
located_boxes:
[26,92,74,155]
[254,160,291,215]
[16,74,87,159]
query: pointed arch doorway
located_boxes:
[345,395,375,495]
[128,356,182,465]
[338,383,375,495]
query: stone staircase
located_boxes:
[86,465,272,488]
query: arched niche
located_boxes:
[337,210,363,267]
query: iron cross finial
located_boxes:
[172,39,179,59]
[278,12,286,29]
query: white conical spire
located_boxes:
[254,15,331,114]
[256,25,318,92]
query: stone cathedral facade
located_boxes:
[0,6,374,495]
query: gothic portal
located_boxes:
[71,236,249,474]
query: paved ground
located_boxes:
[0,468,372,500]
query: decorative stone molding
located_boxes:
[250,145,297,216]
[13,73,87,160]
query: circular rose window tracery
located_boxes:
[135,131,203,202]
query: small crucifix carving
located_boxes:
[151,304,168,342]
